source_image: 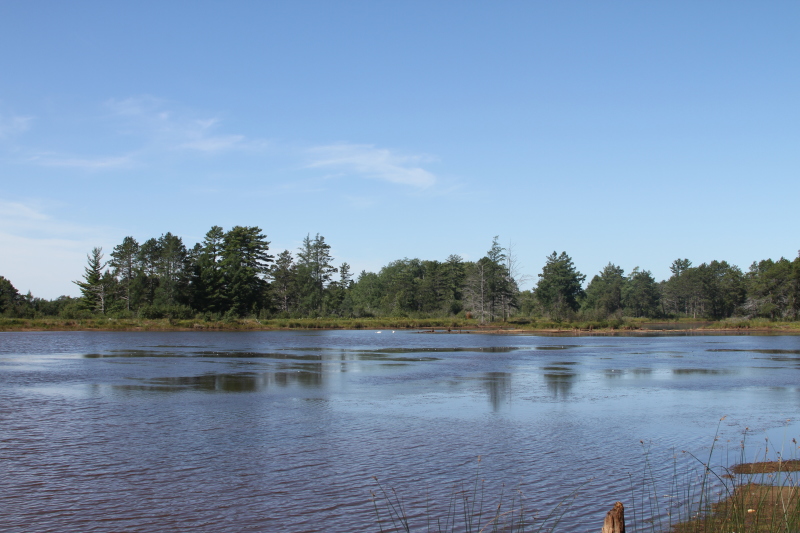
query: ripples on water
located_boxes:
[2,331,800,532]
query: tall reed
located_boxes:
[372,422,800,532]
[371,457,581,533]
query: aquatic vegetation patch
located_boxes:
[708,348,800,355]
[732,459,800,475]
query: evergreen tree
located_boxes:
[74,247,108,313]
[746,258,794,319]
[0,276,26,317]
[191,225,227,314]
[582,263,625,318]
[534,251,585,320]
[270,250,297,314]
[350,270,383,317]
[109,236,140,312]
[380,258,425,314]
[136,238,162,307]
[418,260,446,313]
[443,254,466,315]
[622,267,660,318]
[296,233,337,315]
[465,238,513,322]
[221,226,273,316]
[325,262,354,316]
[485,236,513,321]
[700,261,745,319]
[154,232,189,307]
[661,259,700,317]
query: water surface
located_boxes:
[2,331,800,532]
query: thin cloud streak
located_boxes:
[0,199,111,238]
[0,200,48,222]
[0,114,33,139]
[27,152,135,170]
[106,97,268,155]
[308,143,437,188]
[0,200,118,298]
[9,97,270,171]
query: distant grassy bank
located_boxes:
[2,316,800,333]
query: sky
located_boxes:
[1,1,799,299]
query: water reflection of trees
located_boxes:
[543,369,575,398]
[113,363,325,393]
[481,372,512,411]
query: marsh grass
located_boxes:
[4,315,800,332]
[636,421,800,533]
[703,318,800,331]
[372,424,800,533]
[371,458,581,533]
[0,316,472,332]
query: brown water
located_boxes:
[2,330,800,532]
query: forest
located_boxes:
[1,225,799,323]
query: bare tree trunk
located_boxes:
[601,501,625,533]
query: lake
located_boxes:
[2,330,800,532]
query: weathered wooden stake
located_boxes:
[601,501,625,533]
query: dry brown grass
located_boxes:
[732,459,800,475]
[672,483,800,533]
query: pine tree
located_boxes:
[296,234,337,315]
[109,236,140,312]
[74,247,108,314]
[191,226,227,314]
[270,250,296,313]
[221,226,273,316]
[534,251,585,320]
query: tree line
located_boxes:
[1,226,799,322]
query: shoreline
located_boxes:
[2,317,799,334]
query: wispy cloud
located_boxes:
[9,97,269,171]
[342,195,378,209]
[105,97,266,154]
[0,199,108,238]
[178,121,246,152]
[0,200,48,222]
[0,113,33,139]
[307,143,437,188]
[26,152,135,170]
[0,200,117,298]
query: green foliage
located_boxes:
[622,267,660,318]
[662,259,747,319]
[350,270,383,317]
[0,276,30,317]
[73,247,111,314]
[190,225,227,314]
[221,226,273,316]
[13,225,800,325]
[464,238,515,323]
[58,300,95,319]
[582,263,625,318]
[745,256,800,320]
[109,236,139,312]
[534,251,585,320]
[138,304,194,320]
[295,233,337,314]
[270,249,297,313]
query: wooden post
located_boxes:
[601,501,625,533]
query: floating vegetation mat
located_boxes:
[731,459,800,474]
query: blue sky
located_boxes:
[1,1,798,299]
